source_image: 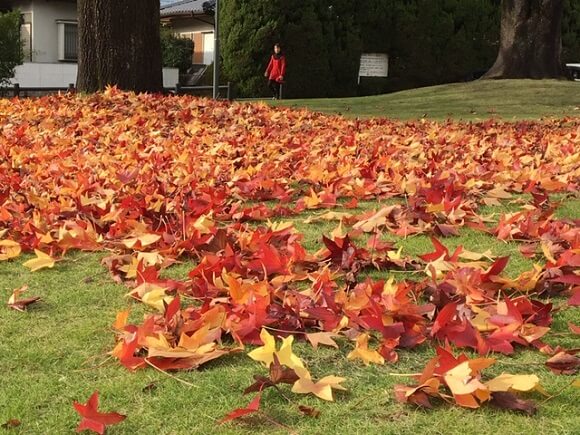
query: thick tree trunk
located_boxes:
[77,0,163,93]
[483,0,564,79]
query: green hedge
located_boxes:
[220,0,579,97]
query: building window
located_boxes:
[57,21,77,61]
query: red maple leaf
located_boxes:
[73,391,126,434]
[568,287,580,306]
[219,394,261,424]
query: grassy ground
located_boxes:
[273,79,580,121]
[1,84,580,434]
[1,196,579,435]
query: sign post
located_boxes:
[358,53,389,84]
[213,0,220,99]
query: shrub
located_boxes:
[160,27,194,73]
[0,10,23,86]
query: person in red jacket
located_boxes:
[264,43,286,99]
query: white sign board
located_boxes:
[358,53,389,83]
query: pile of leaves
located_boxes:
[1,89,579,431]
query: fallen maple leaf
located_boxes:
[486,373,545,394]
[247,328,277,367]
[291,371,347,401]
[305,332,339,350]
[244,354,299,394]
[490,391,537,415]
[545,352,580,375]
[7,285,40,312]
[248,328,305,371]
[394,378,441,408]
[112,309,130,330]
[73,391,126,434]
[219,394,261,424]
[0,240,21,261]
[569,287,580,306]
[22,250,55,272]
[122,233,161,249]
[347,333,385,366]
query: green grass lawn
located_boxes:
[274,79,580,121]
[1,197,579,434]
[1,84,580,434]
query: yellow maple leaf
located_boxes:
[303,189,322,209]
[387,247,404,261]
[141,289,173,312]
[248,328,305,370]
[306,332,339,350]
[330,222,346,239]
[122,233,161,249]
[352,206,396,232]
[193,214,214,234]
[292,374,347,401]
[347,333,385,366]
[267,220,295,232]
[248,328,277,366]
[277,335,306,370]
[128,283,173,311]
[23,249,55,272]
[0,240,21,261]
[470,308,498,333]
[485,373,546,394]
[382,276,398,296]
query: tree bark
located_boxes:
[483,0,564,79]
[77,0,163,93]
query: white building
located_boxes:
[4,0,179,88]
[160,0,216,66]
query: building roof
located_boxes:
[160,0,212,17]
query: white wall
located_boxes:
[162,68,179,88]
[12,62,77,87]
[9,0,77,63]
[11,63,180,89]
[169,18,214,34]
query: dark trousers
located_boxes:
[268,80,281,99]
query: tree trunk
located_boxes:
[77,0,163,93]
[483,0,564,79]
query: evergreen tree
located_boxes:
[562,0,580,65]
[220,0,361,98]
[220,0,283,97]
[280,1,333,98]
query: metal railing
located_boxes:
[1,83,76,97]
[167,82,232,100]
[1,82,233,99]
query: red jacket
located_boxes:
[266,54,286,82]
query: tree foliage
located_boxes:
[220,0,362,98]
[355,0,501,94]
[225,0,579,96]
[562,0,580,65]
[0,10,23,86]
